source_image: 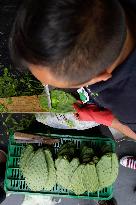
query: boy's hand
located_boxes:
[111,118,136,141]
[74,102,136,140]
[73,103,115,126]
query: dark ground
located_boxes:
[0,0,21,68]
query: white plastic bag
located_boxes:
[36,113,99,130]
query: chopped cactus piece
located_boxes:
[93,156,99,164]
[96,154,112,189]
[58,142,76,161]
[55,156,63,169]
[83,163,99,193]
[22,149,48,191]
[20,145,34,173]
[56,157,80,190]
[101,145,112,154]
[56,158,70,188]
[66,158,80,190]
[58,142,76,154]
[70,158,80,172]
[81,146,94,163]
[44,150,56,191]
[70,164,86,195]
[81,146,94,155]
[96,153,119,189]
[111,153,119,181]
[23,152,35,176]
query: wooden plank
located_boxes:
[0,95,48,113]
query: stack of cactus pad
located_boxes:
[20,145,56,191]
[19,142,119,195]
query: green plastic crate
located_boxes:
[4,133,116,200]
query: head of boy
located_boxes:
[10,0,127,88]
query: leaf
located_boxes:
[5,97,13,105]
[0,104,7,112]
[39,90,76,113]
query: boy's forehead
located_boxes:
[29,63,82,88]
[29,63,114,88]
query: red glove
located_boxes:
[73,103,115,126]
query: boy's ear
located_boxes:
[98,71,112,81]
[88,71,112,85]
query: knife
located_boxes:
[44,84,52,109]
[14,132,59,145]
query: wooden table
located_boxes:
[0,95,48,113]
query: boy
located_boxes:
[10,0,136,140]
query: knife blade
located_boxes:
[44,84,52,109]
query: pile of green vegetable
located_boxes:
[39,90,76,113]
[20,142,119,195]
[56,142,119,195]
[20,145,56,191]
[0,67,43,98]
[2,114,35,133]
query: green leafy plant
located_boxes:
[5,97,13,105]
[2,114,35,132]
[0,68,18,97]
[39,90,76,113]
[0,67,43,98]
[0,104,7,112]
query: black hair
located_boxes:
[10,0,127,85]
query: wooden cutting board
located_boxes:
[0,95,48,113]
